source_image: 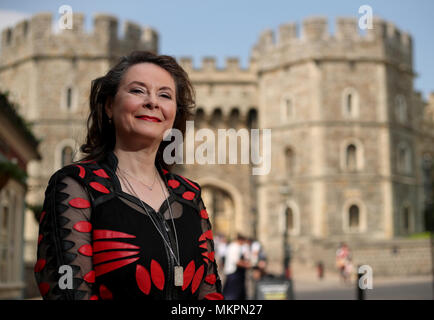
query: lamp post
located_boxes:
[422,155,434,300]
[279,181,291,279]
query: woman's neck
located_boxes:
[113,144,159,182]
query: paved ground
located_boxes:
[289,263,433,300]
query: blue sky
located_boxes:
[1,0,433,99]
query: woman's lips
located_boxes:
[136,115,161,122]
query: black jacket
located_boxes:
[34,151,223,300]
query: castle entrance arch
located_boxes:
[201,186,236,241]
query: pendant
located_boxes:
[174,265,183,286]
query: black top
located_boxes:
[34,151,223,300]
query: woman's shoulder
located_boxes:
[166,171,203,203]
[46,160,114,201]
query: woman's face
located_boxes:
[106,62,177,149]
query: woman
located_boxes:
[34,51,223,300]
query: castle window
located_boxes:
[66,87,73,109]
[401,204,412,234]
[210,108,223,127]
[62,85,77,111]
[395,95,408,123]
[246,108,258,128]
[342,88,359,119]
[285,147,295,176]
[229,108,240,128]
[346,93,353,115]
[397,143,412,174]
[285,207,294,232]
[346,144,357,172]
[61,146,74,167]
[348,205,360,230]
[281,94,294,121]
[194,107,205,128]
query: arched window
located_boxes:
[346,144,357,172]
[229,108,240,128]
[194,107,205,127]
[285,148,295,176]
[246,108,258,128]
[346,93,353,115]
[285,207,294,232]
[210,108,223,127]
[395,95,408,123]
[61,146,74,167]
[348,205,360,230]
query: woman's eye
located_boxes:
[130,89,144,94]
[161,94,172,99]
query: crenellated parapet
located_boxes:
[251,16,413,73]
[0,12,158,67]
[177,56,257,84]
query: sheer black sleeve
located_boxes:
[34,173,97,300]
[196,192,224,300]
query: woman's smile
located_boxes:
[135,115,162,122]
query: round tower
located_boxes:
[251,16,422,273]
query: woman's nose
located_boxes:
[143,93,158,109]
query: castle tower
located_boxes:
[251,16,430,272]
[0,12,158,263]
[176,56,259,240]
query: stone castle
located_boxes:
[1,12,433,276]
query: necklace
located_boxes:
[117,167,183,287]
[118,166,158,191]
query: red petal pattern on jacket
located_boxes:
[150,259,165,290]
[93,250,139,265]
[69,198,91,209]
[93,169,109,178]
[136,264,151,295]
[167,179,180,188]
[74,165,85,178]
[95,257,139,277]
[83,270,95,283]
[178,175,200,190]
[78,244,93,256]
[191,264,205,294]
[182,191,195,200]
[182,260,195,291]
[93,229,136,240]
[99,284,113,300]
[34,258,46,273]
[73,221,92,233]
[38,282,50,297]
[204,292,224,300]
[199,229,213,242]
[200,209,209,219]
[205,274,216,285]
[89,181,110,194]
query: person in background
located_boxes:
[336,242,351,284]
[222,234,251,300]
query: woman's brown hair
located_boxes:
[80,51,195,171]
